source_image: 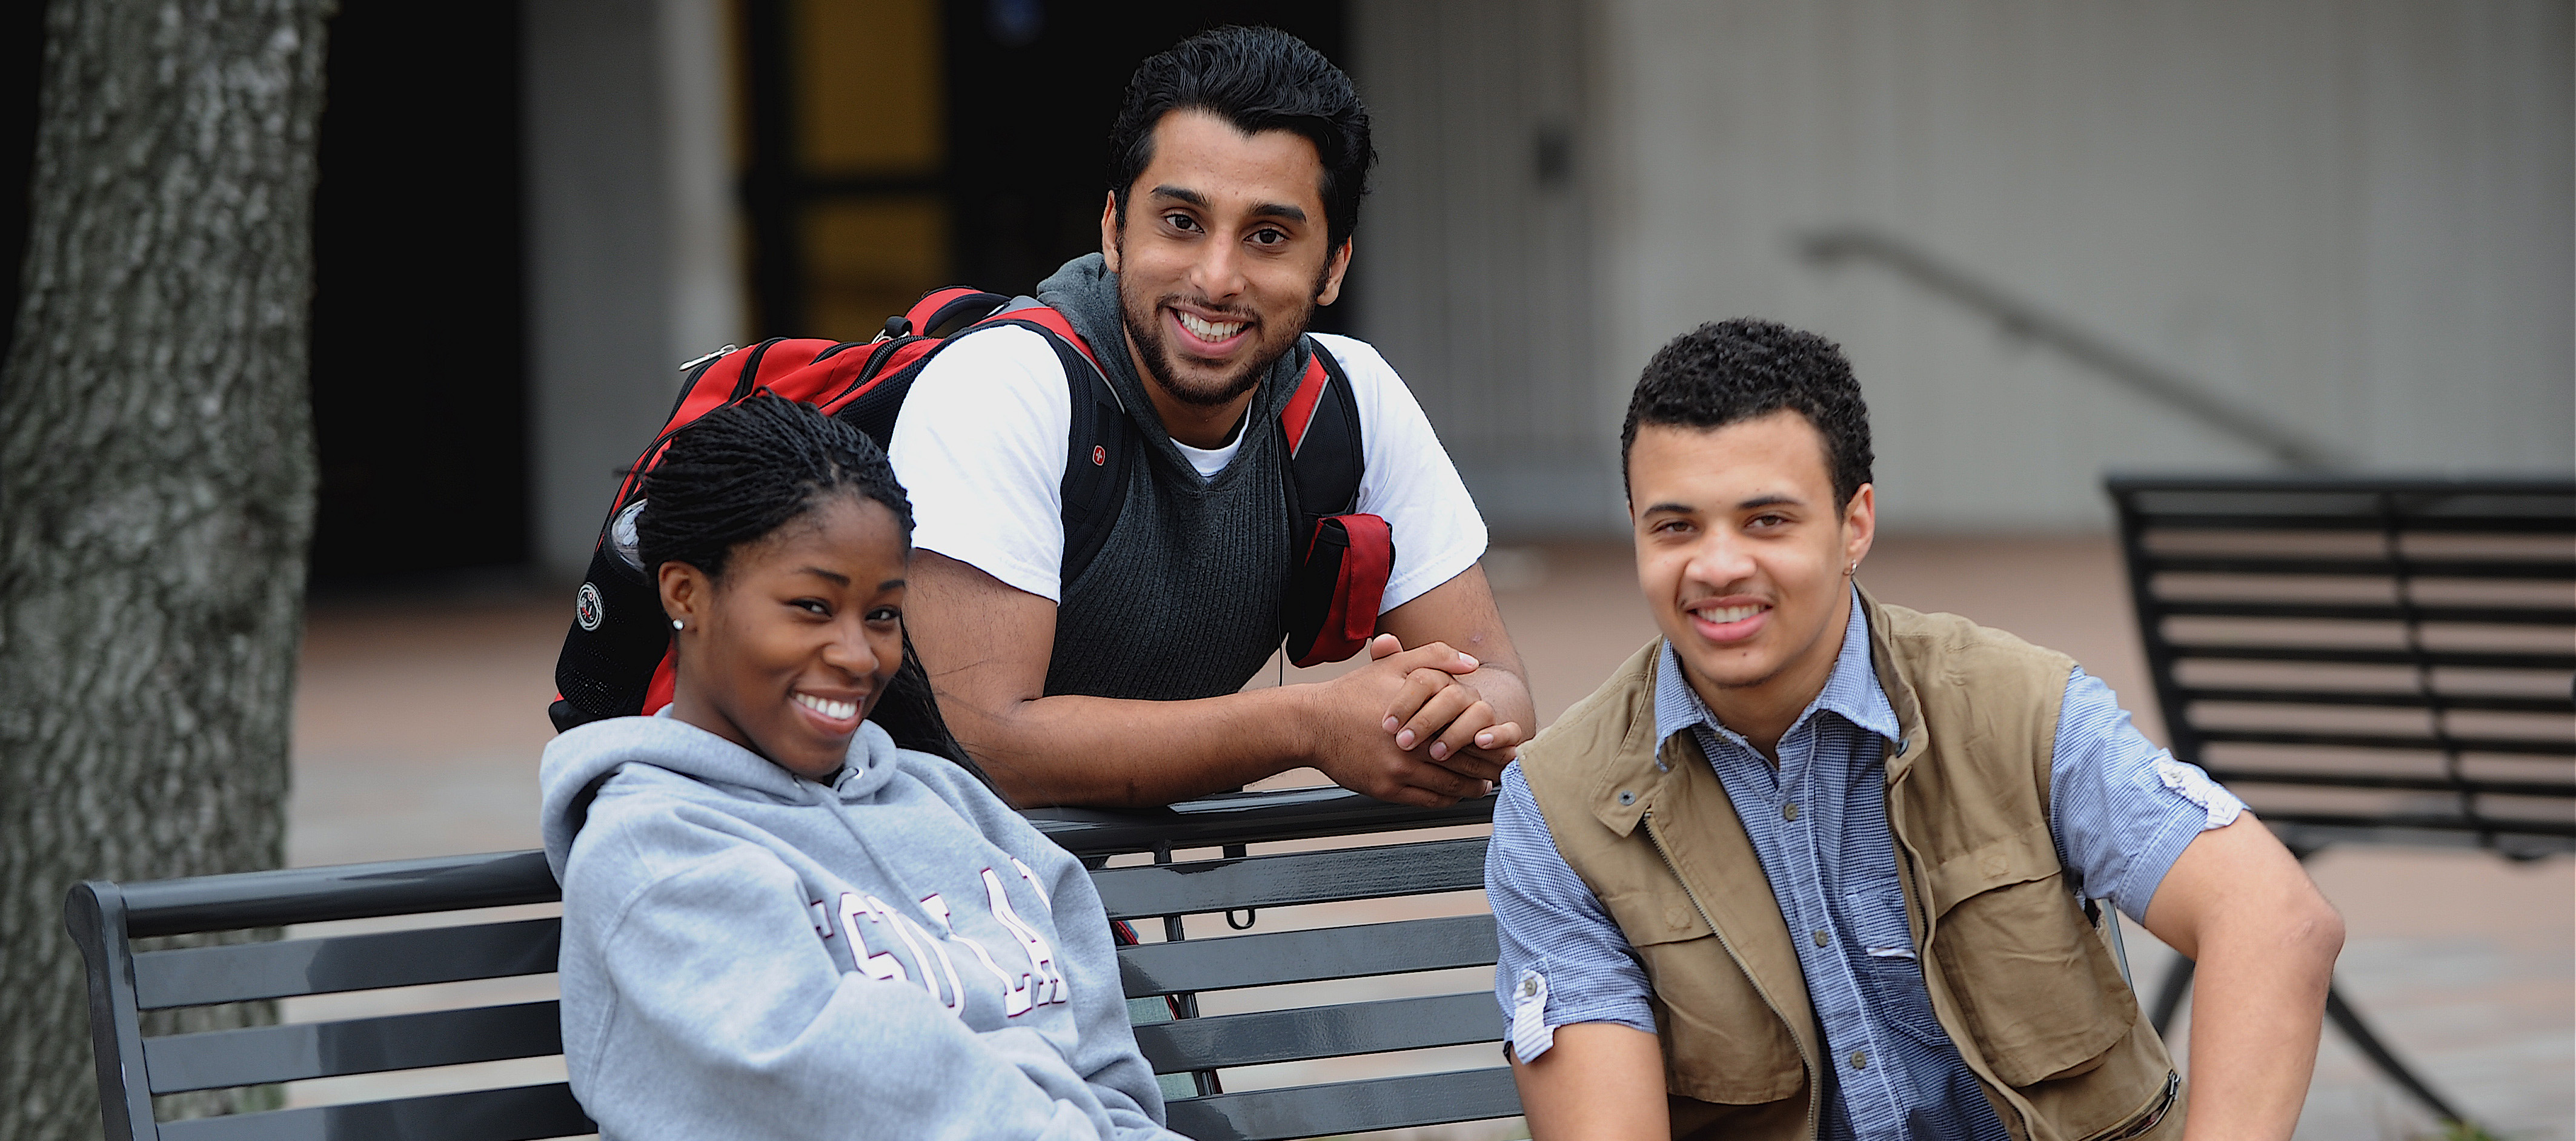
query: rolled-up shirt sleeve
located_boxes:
[1487,764,1656,1062]
[2049,666,2248,924]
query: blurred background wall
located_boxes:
[6,0,2565,583]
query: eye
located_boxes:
[1747,512,1789,531]
[865,606,901,624]
[1248,227,1289,247]
[1163,212,1201,233]
[791,598,831,617]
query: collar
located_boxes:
[1650,584,1899,769]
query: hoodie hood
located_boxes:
[538,711,900,881]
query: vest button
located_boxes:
[1849,1049,1868,1070]
[1811,928,1827,947]
[1782,802,1799,821]
[1616,790,1636,806]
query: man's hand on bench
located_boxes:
[1305,633,1523,807]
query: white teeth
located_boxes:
[1177,312,1245,341]
[1693,603,1764,624]
[795,693,857,721]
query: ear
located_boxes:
[1099,190,1123,272]
[658,560,713,633]
[1313,237,1353,306]
[1841,484,1877,571]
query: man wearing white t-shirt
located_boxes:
[891,27,1533,809]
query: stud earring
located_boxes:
[671,618,684,631]
[1845,563,1857,577]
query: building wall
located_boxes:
[524,0,741,578]
[1353,0,1613,537]
[1361,0,2574,534]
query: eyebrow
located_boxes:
[797,567,851,586]
[877,578,906,592]
[1737,494,1803,511]
[1150,185,1308,224]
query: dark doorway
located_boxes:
[307,2,529,583]
[0,1,48,369]
[735,0,1352,340]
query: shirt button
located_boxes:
[1850,1049,1868,1070]
[1782,802,1799,821]
[1811,928,1828,947]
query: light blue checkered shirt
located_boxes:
[1488,592,2241,1141]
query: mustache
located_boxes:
[1157,295,1258,324]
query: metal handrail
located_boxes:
[1802,227,2348,470]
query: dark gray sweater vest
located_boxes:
[1035,256,1304,701]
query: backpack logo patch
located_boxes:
[575,583,605,631]
[1091,445,1106,466]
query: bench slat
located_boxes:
[2153,599,2576,626]
[119,850,560,939]
[1121,914,1496,996]
[1092,838,1486,919]
[134,918,559,1009]
[2262,810,2576,840]
[1133,992,1497,1073]
[2196,728,2576,757]
[2138,554,2576,579]
[2178,687,2576,715]
[2162,644,2576,671]
[2202,768,2576,799]
[1164,1067,1521,1141]
[156,1082,591,1141]
[144,1001,562,1094]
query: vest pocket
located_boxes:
[1613,896,1807,1105]
[1922,822,2134,1087]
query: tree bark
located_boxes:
[0,1,330,1136]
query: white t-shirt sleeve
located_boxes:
[1312,333,1489,613]
[887,326,1074,603]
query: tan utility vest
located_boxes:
[1515,590,2181,1141]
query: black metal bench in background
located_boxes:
[65,786,1516,1141]
[2107,474,2575,1127]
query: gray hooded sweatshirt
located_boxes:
[539,714,1181,1141]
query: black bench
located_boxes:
[2107,474,2575,1126]
[65,786,1516,1141]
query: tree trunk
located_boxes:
[0,1,330,1136]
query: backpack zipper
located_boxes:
[1641,809,1822,1139]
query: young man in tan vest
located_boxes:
[1488,320,2345,1140]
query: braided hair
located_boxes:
[635,394,981,784]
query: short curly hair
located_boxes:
[1619,319,1874,508]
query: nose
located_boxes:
[1187,232,1247,302]
[1685,528,1756,590]
[820,617,881,678]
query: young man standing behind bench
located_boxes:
[1489,320,2345,1140]
[891,27,1532,810]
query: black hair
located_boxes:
[635,395,985,787]
[1619,319,1876,508]
[1106,25,1375,253]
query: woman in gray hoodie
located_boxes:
[539,395,1183,1141]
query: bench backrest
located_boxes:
[2106,476,2575,857]
[67,788,1513,1140]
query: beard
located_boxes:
[1117,282,1315,409]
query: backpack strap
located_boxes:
[1281,339,1366,544]
[956,300,1137,589]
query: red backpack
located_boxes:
[548,288,1390,732]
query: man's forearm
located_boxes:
[2176,908,2342,1140]
[946,684,1318,807]
[2142,817,2346,1141]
